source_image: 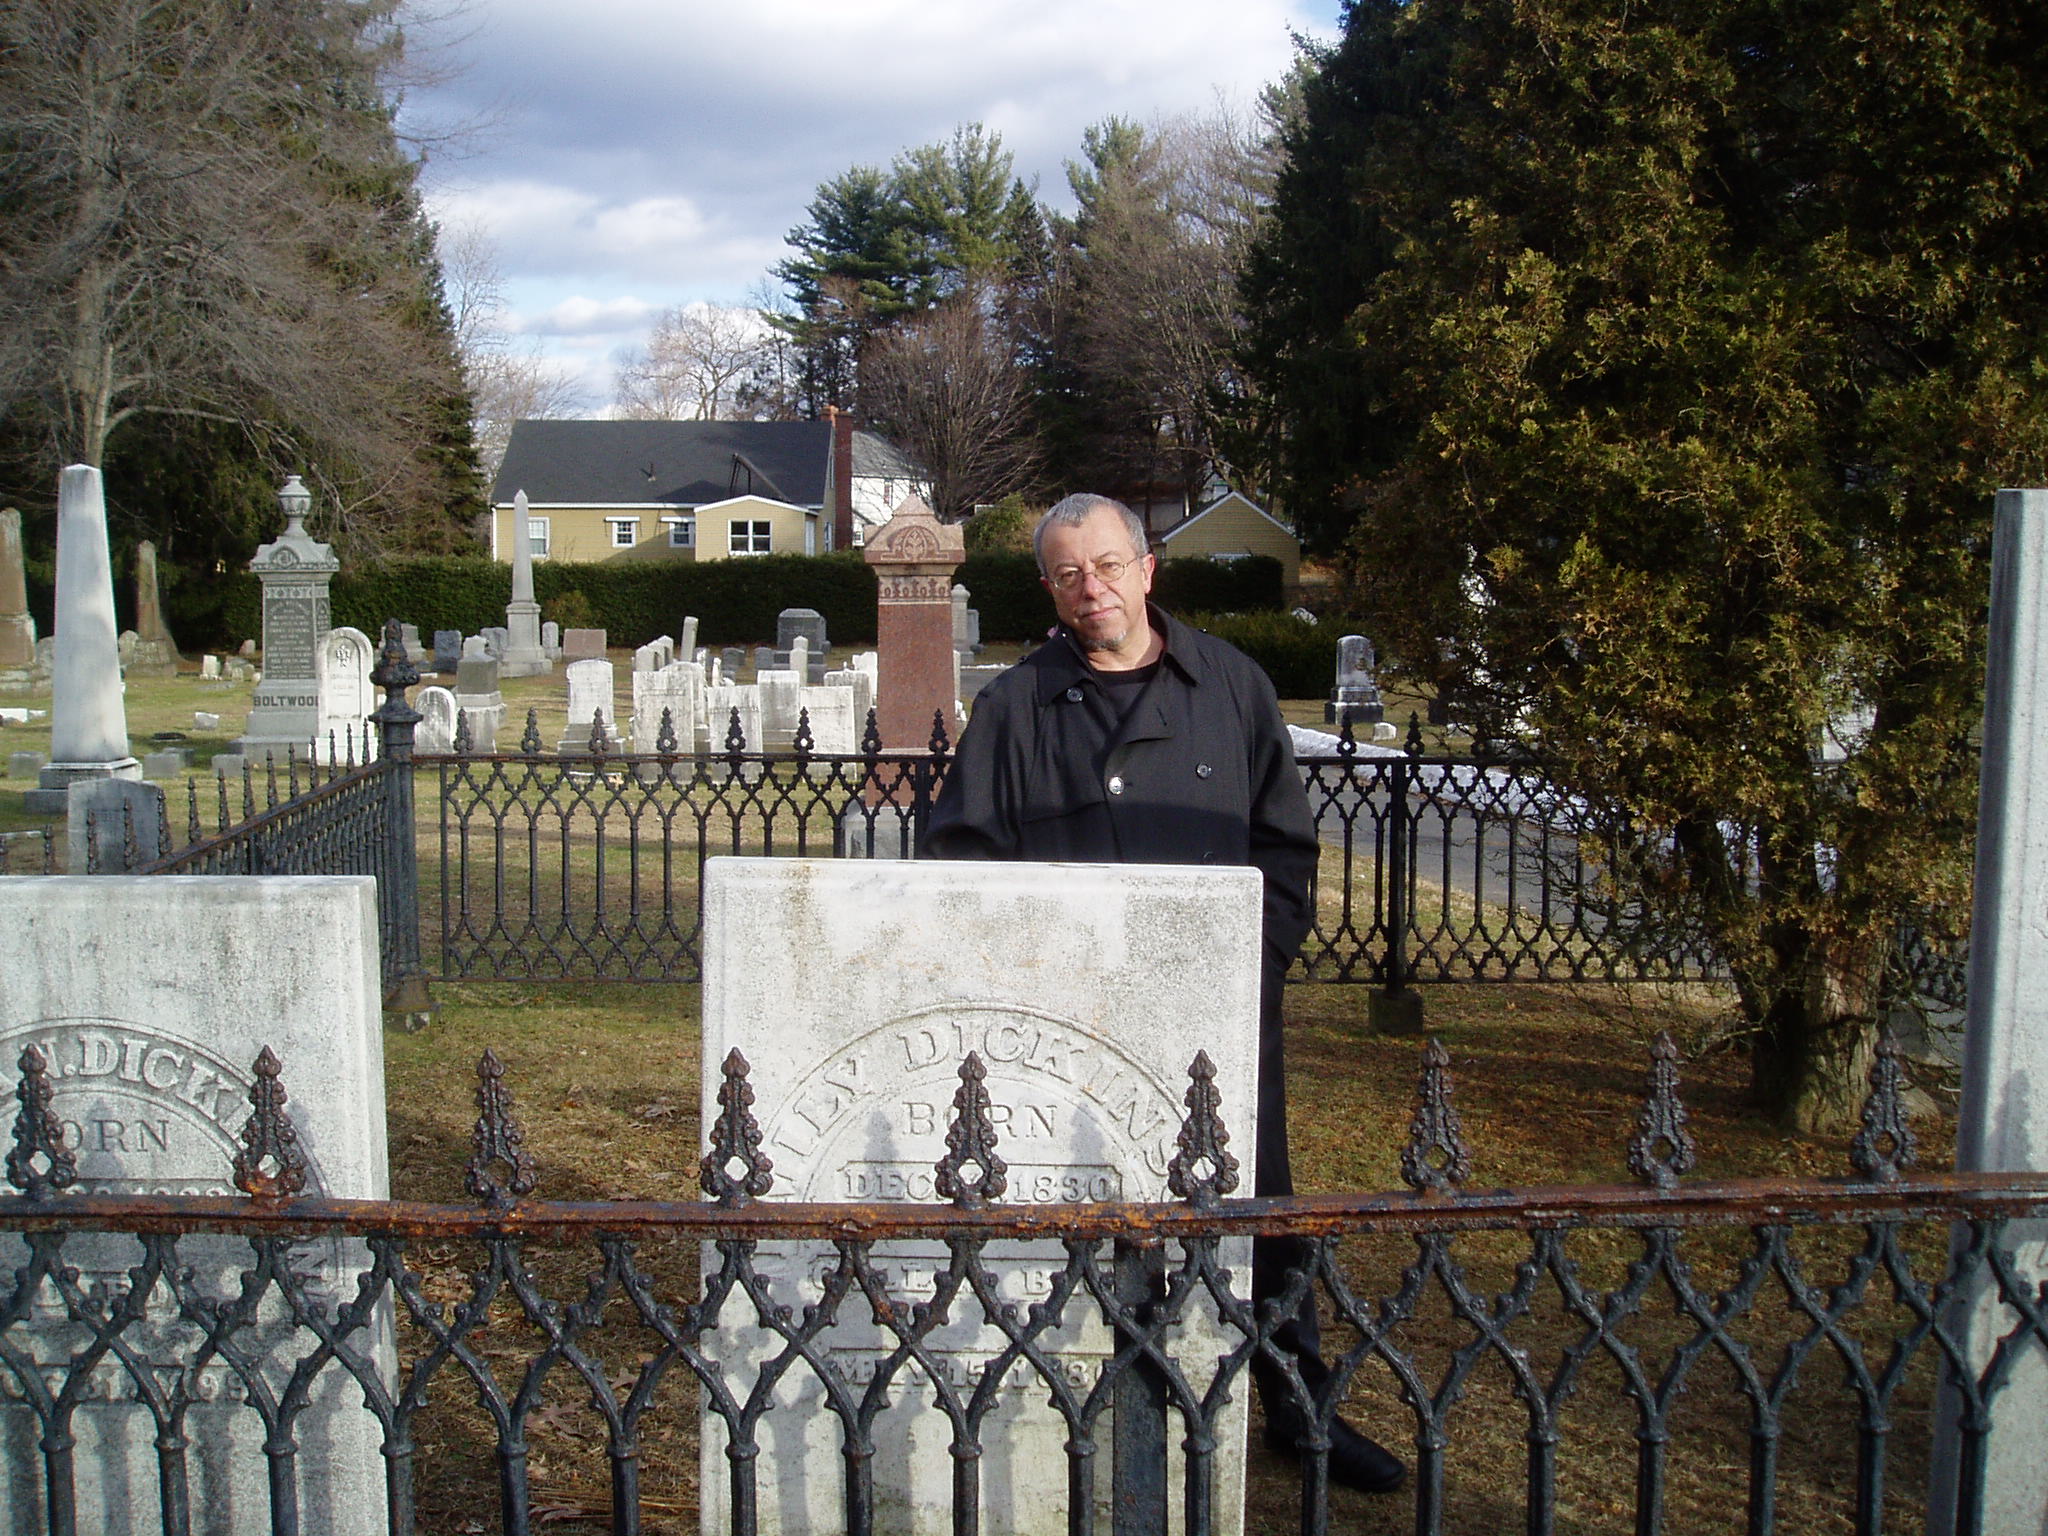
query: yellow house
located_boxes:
[489,417,923,565]
[489,493,822,565]
[1153,492,1302,590]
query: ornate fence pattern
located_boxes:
[2,1034,2040,1536]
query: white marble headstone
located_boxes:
[0,877,391,1536]
[701,858,1260,1536]
[415,685,458,754]
[314,626,376,763]
[559,658,616,753]
[632,663,702,754]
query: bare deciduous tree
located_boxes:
[439,222,584,479]
[0,0,477,545]
[613,304,772,421]
[859,291,1039,520]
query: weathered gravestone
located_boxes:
[235,476,338,765]
[127,540,178,677]
[453,639,504,752]
[432,630,462,674]
[0,876,392,1536]
[699,857,1261,1536]
[0,507,34,672]
[313,626,376,763]
[703,684,761,755]
[414,685,458,755]
[562,628,607,664]
[559,658,616,753]
[632,662,701,754]
[541,620,561,660]
[1325,635,1383,727]
[67,778,166,873]
[795,685,856,754]
[777,607,828,656]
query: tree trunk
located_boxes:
[1748,929,1885,1134]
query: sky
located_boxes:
[401,1,1347,412]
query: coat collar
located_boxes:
[1031,604,1203,705]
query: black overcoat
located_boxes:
[926,606,1318,974]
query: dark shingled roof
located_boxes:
[492,419,833,507]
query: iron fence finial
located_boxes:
[1400,1037,1471,1194]
[725,707,747,759]
[454,708,473,755]
[7,1044,77,1199]
[467,1049,539,1209]
[1627,1032,1697,1190]
[232,1046,309,1199]
[794,707,814,759]
[1404,711,1425,755]
[1850,1030,1917,1183]
[929,710,950,756]
[521,708,543,755]
[935,1053,1006,1208]
[1167,1050,1239,1207]
[1337,714,1357,759]
[862,708,882,757]
[588,708,612,758]
[656,707,678,755]
[701,1048,774,1205]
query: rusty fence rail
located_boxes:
[3,1033,2041,1536]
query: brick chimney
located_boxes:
[826,404,856,551]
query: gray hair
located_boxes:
[1033,494,1149,574]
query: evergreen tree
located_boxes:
[1242,0,2048,1127]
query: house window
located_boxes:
[804,517,817,557]
[606,517,640,549]
[729,519,771,556]
[664,515,695,549]
[527,517,550,560]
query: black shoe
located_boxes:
[1262,1410,1406,1494]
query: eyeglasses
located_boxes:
[1045,554,1144,593]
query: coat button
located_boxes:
[1195,763,1213,778]
[1107,775,1124,795]
[1065,686,1083,703]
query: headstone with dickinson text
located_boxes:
[699,857,1260,1536]
[0,876,391,1536]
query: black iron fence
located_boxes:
[2,1033,2040,1536]
[426,713,1670,989]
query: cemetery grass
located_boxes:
[387,981,1957,1535]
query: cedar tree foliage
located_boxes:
[1240,0,2048,1128]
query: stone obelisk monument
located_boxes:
[127,539,179,677]
[499,488,548,677]
[25,466,140,812]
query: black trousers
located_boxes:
[1250,959,1324,1375]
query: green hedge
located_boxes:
[1181,611,1343,700]
[1154,554,1285,614]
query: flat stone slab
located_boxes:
[0,877,392,1536]
[700,857,1261,1536]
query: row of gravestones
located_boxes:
[0,858,1267,1535]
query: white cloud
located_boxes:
[511,295,663,337]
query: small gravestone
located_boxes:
[788,635,809,683]
[398,622,428,665]
[755,669,802,748]
[1326,634,1384,727]
[633,640,663,673]
[824,668,875,737]
[721,645,744,679]
[679,615,698,661]
[237,638,257,659]
[140,748,188,779]
[796,686,856,754]
[777,607,828,655]
[559,658,615,753]
[541,620,561,659]
[414,685,458,754]
[313,626,376,764]
[951,583,970,655]
[700,859,1260,1536]
[27,467,141,813]
[703,684,761,753]
[562,628,607,663]
[0,876,393,1536]
[210,752,246,778]
[482,625,509,661]
[753,644,776,676]
[200,654,221,680]
[432,629,461,674]
[9,750,46,778]
[192,711,221,731]
[632,662,701,754]
[453,640,504,752]
[67,778,166,873]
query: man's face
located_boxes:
[1040,507,1155,655]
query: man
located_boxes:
[926,493,1404,1495]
